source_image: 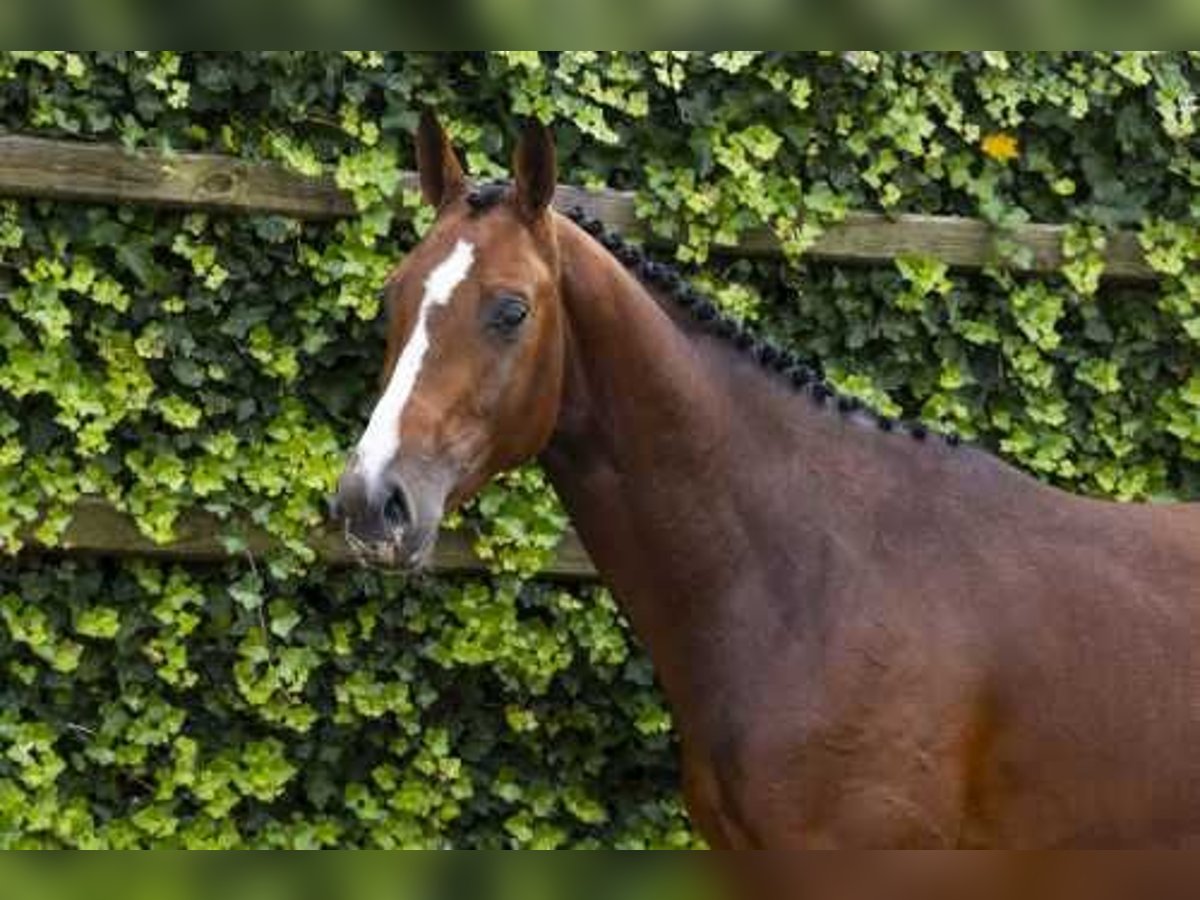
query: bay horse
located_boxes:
[332,112,1200,851]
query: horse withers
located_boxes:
[332,112,1200,851]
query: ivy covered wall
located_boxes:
[0,52,1198,847]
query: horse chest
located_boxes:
[674,603,989,849]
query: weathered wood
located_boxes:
[0,134,356,218]
[0,134,1158,280]
[814,213,1153,281]
[16,498,598,580]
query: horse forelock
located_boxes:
[465,181,510,216]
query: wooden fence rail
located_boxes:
[0,134,1158,279]
[0,132,1167,578]
[20,500,598,580]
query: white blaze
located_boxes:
[354,239,476,487]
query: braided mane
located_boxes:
[558,203,959,449]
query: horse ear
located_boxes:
[512,119,557,221]
[415,109,466,208]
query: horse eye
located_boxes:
[487,295,530,335]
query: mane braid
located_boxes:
[563,206,961,449]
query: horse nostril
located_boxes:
[382,486,411,532]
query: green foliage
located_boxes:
[0,51,1198,847]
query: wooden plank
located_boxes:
[815,213,1154,281]
[15,498,598,580]
[0,134,356,218]
[0,135,1158,280]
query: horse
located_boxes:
[331,111,1200,852]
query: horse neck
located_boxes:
[540,218,931,726]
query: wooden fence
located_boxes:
[30,499,597,580]
[0,134,1163,579]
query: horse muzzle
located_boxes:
[330,459,448,569]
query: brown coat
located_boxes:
[334,114,1200,856]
